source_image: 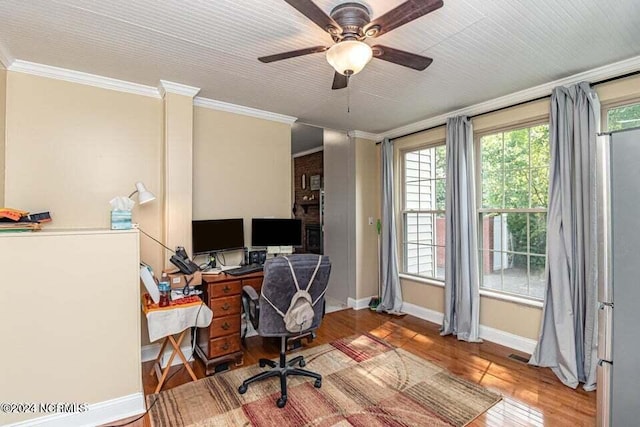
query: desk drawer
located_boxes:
[243,277,263,293]
[210,315,241,339]
[210,280,241,298]
[208,335,241,358]
[211,295,241,318]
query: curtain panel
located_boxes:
[377,138,403,314]
[529,82,600,391]
[441,116,481,342]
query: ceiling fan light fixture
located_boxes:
[326,40,373,76]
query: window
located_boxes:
[402,144,446,281]
[607,102,640,131]
[478,124,549,299]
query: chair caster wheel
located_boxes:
[314,379,322,388]
[238,384,248,394]
[299,360,306,367]
[277,396,287,408]
[259,360,267,367]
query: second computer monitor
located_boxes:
[251,218,302,247]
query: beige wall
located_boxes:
[4,72,165,347]
[4,72,165,271]
[193,106,291,262]
[0,67,5,207]
[354,137,380,299]
[0,229,141,425]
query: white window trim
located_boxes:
[474,121,549,303]
[400,142,446,282]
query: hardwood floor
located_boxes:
[111,309,596,427]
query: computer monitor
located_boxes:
[251,218,302,247]
[192,218,244,254]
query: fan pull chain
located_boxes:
[347,76,351,113]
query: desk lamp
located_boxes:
[129,181,156,205]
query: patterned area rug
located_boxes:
[147,334,501,426]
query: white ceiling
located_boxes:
[1,0,639,134]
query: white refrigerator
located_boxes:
[596,127,640,426]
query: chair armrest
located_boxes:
[242,285,259,302]
[242,285,260,333]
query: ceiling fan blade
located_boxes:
[372,45,433,70]
[332,72,348,90]
[366,0,443,37]
[258,46,328,63]
[284,0,342,34]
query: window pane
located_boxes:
[530,167,549,208]
[503,128,529,169]
[435,178,446,210]
[502,254,528,295]
[529,255,546,299]
[608,102,640,131]
[504,213,528,254]
[435,245,445,280]
[530,125,550,168]
[479,123,549,300]
[504,168,529,209]
[529,213,547,256]
[402,209,444,280]
[481,134,503,209]
[481,250,504,292]
[435,145,447,178]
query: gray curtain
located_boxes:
[529,82,600,391]
[442,116,481,342]
[377,138,403,314]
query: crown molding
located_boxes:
[158,80,200,98]
[292,145,323,158]
[348,130,382,141]
[0,41,13,68]
[8,60,161,98]
[194,97,297,125]
[382,53,640,140]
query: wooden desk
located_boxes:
[195,271,263,375]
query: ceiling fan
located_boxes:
[259,0,444,90]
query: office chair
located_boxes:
[238,254,331,408]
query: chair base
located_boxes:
[237,337,322,408]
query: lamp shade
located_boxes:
[326,40,373,76]
[134,181,156,205]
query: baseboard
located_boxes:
[478,324,537,355]
[347,296,374,310]
[141,342,194,366]
[400,301,445,324]
[400,302,536,355]
[4,393,145,427]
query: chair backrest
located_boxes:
[258,254,331,337]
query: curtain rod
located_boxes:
[377,68,640,144]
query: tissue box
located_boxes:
[111,210,132,230]
[163,269,203,289]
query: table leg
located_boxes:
[150,337,170,376]
[170,333,198,382]
[152,330,198,393]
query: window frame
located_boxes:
[474,119,550,301]
[399,140,447,283]
[602,99,640,132]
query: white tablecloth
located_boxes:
[144,301,213,343]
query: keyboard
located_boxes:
[225,264,263,276]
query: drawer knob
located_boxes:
[222,342,230,351]
[222,303,230,310]
[223,285,231,293]
[222,322,230,330]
